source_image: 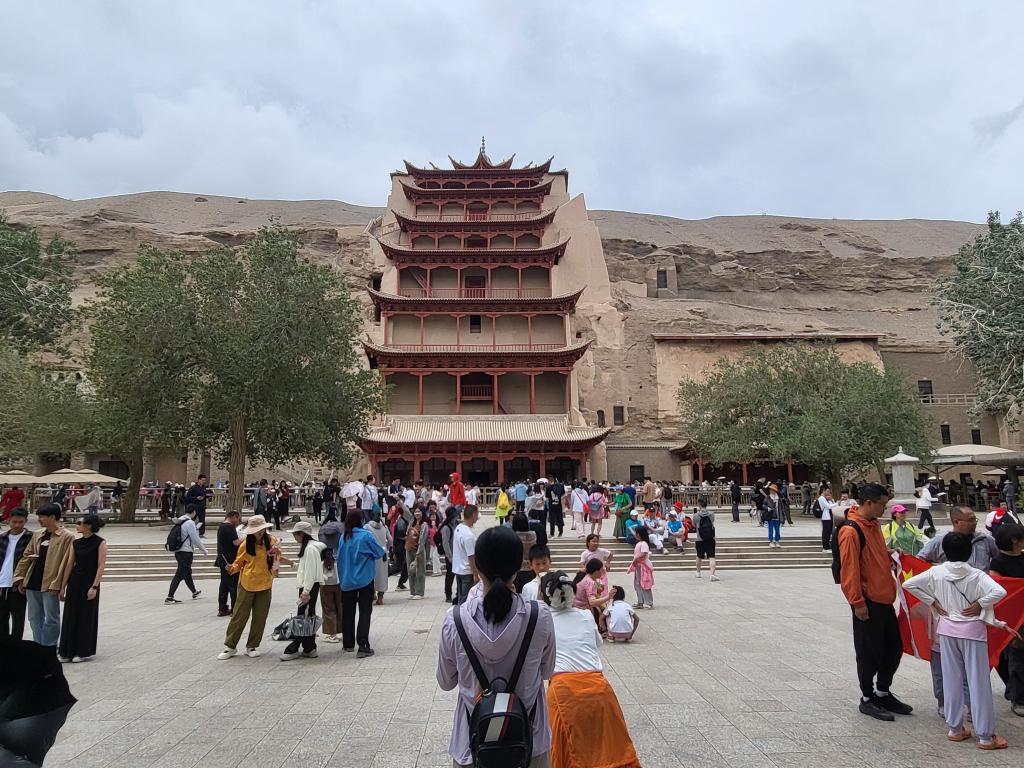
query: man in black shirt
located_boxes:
[216,511,242,617]
[185,474,210,536]
[547,479,565,538]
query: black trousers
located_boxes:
[168,551,196,598]
[340,581,374,650]
[455,573,475,605]
[852,600,903,699]
[285,584,320,654]
[731,501,740,522]
[0,587,26,640]
[821,519,834,551]
[393,546,409,588]
[444,556,455,601]
[271,507,284,530]
[917,509,934,529]
[548,504,564,537]
[781,502,793,525]
[218,565,238,612]
[998,642,1024,705]
[196,508,206,536]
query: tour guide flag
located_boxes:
[896,553,1024,668]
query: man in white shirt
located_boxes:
[402,484,416,510]
[0,507,29,639]
[818,490,836,552]
[360,475,378,520]
[465,482,479,507]
[166,507,208,604]
[916,483,935,530]
[451,504,479,605]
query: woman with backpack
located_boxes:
[317,509,343,643]
[218,515,276,659]
[542,571,641,768]
[588,484,608,537]
[280,522,325,661]
[437,525,556,768]
[693,499,719,581]
[440,506,459,603]
[494,485,512,526]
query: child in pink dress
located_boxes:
[627,525,655,608]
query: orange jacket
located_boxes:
[838,512,896,609]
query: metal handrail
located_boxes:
[919,393,977,406]
[383,343,563,352]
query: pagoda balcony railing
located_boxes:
[397,288,551,299]
[383,343,562,352]
[411,210,553,222]
[460,384,494,399]
[919,393,978,406]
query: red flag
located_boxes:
[896,553,1024,668]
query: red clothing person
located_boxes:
[448,472,466,507]
[0,487,25,520]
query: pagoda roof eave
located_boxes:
[449,151,515,170]
[363,339,592,370]
[359,414,610,449]
[399,178,553,200]
[374,236,569,265]
[367,286,585,312]
[394,208,557,232]
[401,157,553,177]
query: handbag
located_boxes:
[271,617,293,641]
[289,613,322,637]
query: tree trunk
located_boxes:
[828,467,843,495]
[121,448,144,523]
[227,414,247,513]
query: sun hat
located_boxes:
[890,504,908,515]
[668,510,678,517]
[240,514,273,536]
[289,521,313,537]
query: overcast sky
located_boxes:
[2,2,1021,221]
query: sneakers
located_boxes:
[217,648,238,660]
[192,590,202,600]
[396,585,408,591]
[859,699,895,722]
[245,648,261,658]
[343,646,356,653]
[323,635,341,644]
[57,656,71,663]
[1011,701,1024,717]
[217,609,231,617]
[280,651,301,661]
[71,656,83,663]
[302,649,318,658]
[164,597,182,605]
[874,692,913,716]
[696,573,702,579]
[410,595,424,600]
[356,647,375,658]
[710,575,721,582]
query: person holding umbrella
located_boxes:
[218,514,277,659]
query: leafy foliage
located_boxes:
[189,226,383,510]
[934,211,1024,422]
[677,343,933,485]
[0,214,74,353]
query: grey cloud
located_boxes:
[975,98,1024,141]
[1,1,1022,222]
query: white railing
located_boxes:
[919,393,977,406]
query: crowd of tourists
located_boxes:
[835,481,1024,751]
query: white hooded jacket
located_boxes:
[903,560,1007,629]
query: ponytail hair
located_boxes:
[473,526,522,624]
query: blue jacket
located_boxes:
[337,526,386,591]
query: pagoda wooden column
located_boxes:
[529,374,536,414]
[527,315,533,348]
[697,460,705,483]
[517,267,523,294]
[456,373,462,415]
[491,316,497,348]
[492,373,499,415]
[786,460,794,484]
[418,374,424,415]
[741,462,749,484]
[497,451,506,484]
[414,456,422,483]
[456,315,461,349]
[564,371,571,412]
[419,315,425,347]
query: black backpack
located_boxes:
[830,519,866,584]
[433,523,446,554]
[453,600,538,768]
[164,520,187,552]
[697,513,715,541]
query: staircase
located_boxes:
[98,535,830,583]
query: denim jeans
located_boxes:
[26,589,61,647]
[767,519,781,542]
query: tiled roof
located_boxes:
[362,415,609,445]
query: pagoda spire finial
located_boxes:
[480,135,486,155]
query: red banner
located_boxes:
[896,553,1024,668]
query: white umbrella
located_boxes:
[35,468,122,485]
[340,480,365,500]
[536,477,549,484]
[982,468,1007,477]
[0,470,41,484]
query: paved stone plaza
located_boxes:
[44,566,1024,768]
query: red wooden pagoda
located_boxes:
[362,146,608,486]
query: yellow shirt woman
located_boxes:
[229,533,277,592]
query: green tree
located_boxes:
[189,226,383,512]
[935,211,1024,422]
[0,214,74,353]
[83,246,197,521]
[677,343,933,489]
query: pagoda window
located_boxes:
[491,201,515,216]
[421,181,440,189]
[412,235,434,250]
[466,235,487,249]
[516,233,541,249]
[521,267,548,292]
[490,234,514,249]
[535,371,568,413]
[516,180,536,188]
[596,409,606,427]
[430,268,458,290]
[517,200,540,213]
[441,202,463,216]
[467,181,489,189]
[613,406,625,426]
[416,203,439,217]
[491,267,518,289]
[656,269,668,289]
[940,423,951,445]
[442,181,465,189]
[467,202,488,220]
[469,315,482,333]
[493,180,514,188]
[437,235,461,249]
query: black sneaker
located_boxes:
[356,647,375,658]
[859,699,895,722]
[164,597,182,605]
[875,693,913,716]
[192,590,202,600]
[342,646,356,653]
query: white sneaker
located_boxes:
[710,575,720,582]
[217,648,238,660]
[71,656,83,663]
[245,648,261,658]
[57,656,71,663]
[280,651,301,661]
[696,573,702,578]
[323,635,341,644]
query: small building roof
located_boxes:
[362,415,609,446]
[928,444,1015,465]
